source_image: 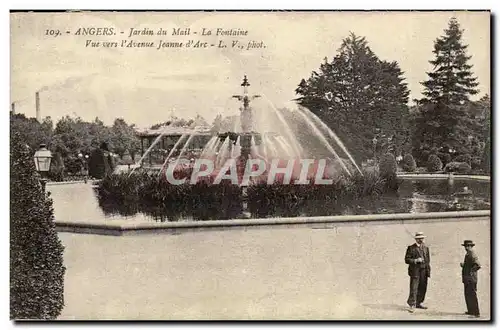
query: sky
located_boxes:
[10,11,490,128]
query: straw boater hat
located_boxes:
[414,232,426,239]
[462,240,475,247]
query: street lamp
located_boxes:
[33,144,52,192]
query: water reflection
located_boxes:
[48,179,490,224]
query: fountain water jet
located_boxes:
[259,93,303,157]
[157,133,189,175]
[294,108,352,176]
[130,127,170,176]
[131,75,362,185]
[298,106,363,175]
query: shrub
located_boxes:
[420,150,431,166]
[453,154,472,164]
[471,157,482,170]
[444,161,472,174]
[63,156,82,175]
[97,171,244,221]
[97,166,396,220]
[437,152,452,165]
[401,154,417,172]
[380,153,397,176]
[378,153,399,190]
[88,148,106,179]
[10,132,66,320]
[427,154,443,172]
[48,153,65,182]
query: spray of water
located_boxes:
[267,136,279,158]
[200,136,218,158]
[298,107,363,175]
[216,137,230,168]
[294,109,352,176]
[260,135,268,159]
[157,133,189,175]
[275,136,295,158]
[171,134,195,171]
[130,128,170,176]
[175,134,195,161]
[259,93,303,157]
[230,143,235,158]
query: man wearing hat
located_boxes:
[460,240,481,318]
[404,232,431,312]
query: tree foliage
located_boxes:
[412,18,480,164]
[11,113,143,176]
[295,33,410,161]
[379,153,398,190]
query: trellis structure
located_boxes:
[135,125,213,167]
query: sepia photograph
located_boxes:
[9,10,491,321]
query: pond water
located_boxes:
[48,178,490,224]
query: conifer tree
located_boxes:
[413,17,479,163]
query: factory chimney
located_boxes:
[35,91,41,122]
[11,102,15,115]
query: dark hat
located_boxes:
[462,240,475,247]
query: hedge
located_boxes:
[10,132,66,320]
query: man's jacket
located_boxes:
[462,251,481,283]
[405,243,431,277]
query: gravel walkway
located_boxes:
[58,217,490,320]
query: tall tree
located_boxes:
[110,118,141,158]
[295,33,410,161]
[413,17,479,163]
[10,113,53,151]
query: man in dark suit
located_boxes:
[405,232,431,313]
[460,240,481,318]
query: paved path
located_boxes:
[58,217,490,320]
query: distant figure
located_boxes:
[460,240,481,318]
[88,142,115,179]
[405,232,431,313]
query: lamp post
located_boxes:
[33,144,52,193]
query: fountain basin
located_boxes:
[47,177,490,229]
[54,210,490,236]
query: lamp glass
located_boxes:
[34,147,52,172]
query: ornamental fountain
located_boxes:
[132,75,363,184]
[217,75,263,165]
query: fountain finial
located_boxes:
[241,75,250,87]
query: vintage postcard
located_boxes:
[10,10,491,321]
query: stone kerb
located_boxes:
[55,210,490,236]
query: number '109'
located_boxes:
[45,29,61,37]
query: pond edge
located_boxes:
[55,210,490,236]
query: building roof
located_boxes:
[135,125,213,137]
